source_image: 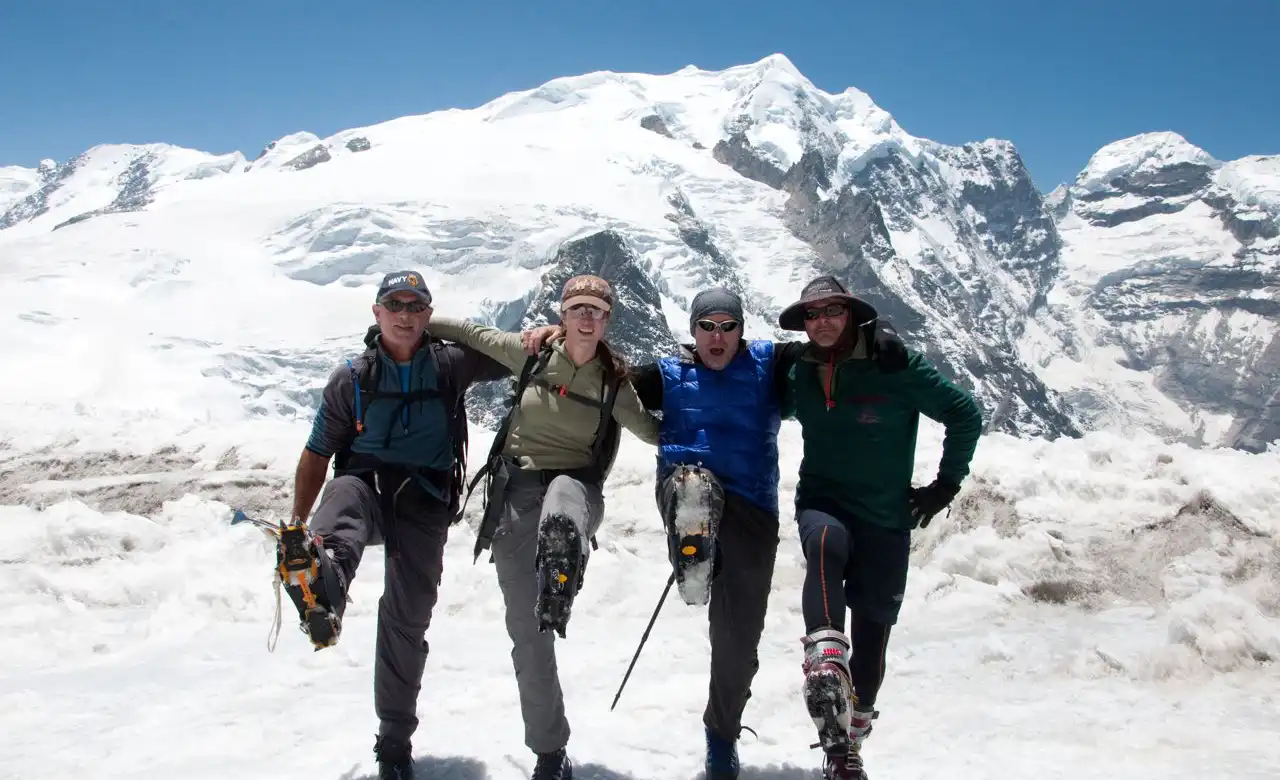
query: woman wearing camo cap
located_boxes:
[427,274,658,780]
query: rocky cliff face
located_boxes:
[706,102,1078,437]
[464,229,680,427]
[1030,134,1279,451]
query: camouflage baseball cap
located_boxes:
[561,274,613,311]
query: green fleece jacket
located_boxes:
[428,316,660,470]
[782,338,983,531]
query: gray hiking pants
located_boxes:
[657,472,780,741]
[490,465,605,754]
[308,474,450,744]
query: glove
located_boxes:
[908,477,961,528]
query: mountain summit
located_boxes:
[1,56,1275,450]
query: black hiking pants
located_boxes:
[797,502,909,709]
[658,472,780,741]
[308,474,450,744]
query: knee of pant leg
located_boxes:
[543,475,602,534]
[378,588,439,636]
[508,623,555,668]
[863,603,903,626]
[803,520,849,564]
[322,474,376,502]
[851,591,904,626]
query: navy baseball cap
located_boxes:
[376,270,431,303]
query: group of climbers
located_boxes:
[275,267,982,780]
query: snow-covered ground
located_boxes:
[2,409,1278,780]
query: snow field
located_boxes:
[2,419,1278,779]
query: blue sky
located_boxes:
[1,0,1275,190]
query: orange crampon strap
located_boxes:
[277,524,322,611]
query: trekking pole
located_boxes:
[610,572,675,711]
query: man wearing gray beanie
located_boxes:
[632,286,781,778]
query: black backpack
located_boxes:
[334,324,470,521]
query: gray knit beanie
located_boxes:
[688,287,744,334]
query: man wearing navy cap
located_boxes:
[280,270,509,779]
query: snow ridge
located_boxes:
[1074,131,1221,195]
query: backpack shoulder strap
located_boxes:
[349,346,380,434]
[464,346,550,493]
[428,339,472,518]
[586,373,624,484]
[530,374,608,408]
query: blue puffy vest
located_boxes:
[658,340,781,515]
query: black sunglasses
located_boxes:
[804,303,848,321]
[695,319,741,333]
[380,299,431,313]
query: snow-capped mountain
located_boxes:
[0,55,1274,450]
[0,143,244,233]
[1023,132,1279,451]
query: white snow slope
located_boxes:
[2,422,1279,780]
[2,59,1279,780]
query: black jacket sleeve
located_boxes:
[771,341,807,403]
[630,363,664,411]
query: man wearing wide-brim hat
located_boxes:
[777,274,983,780]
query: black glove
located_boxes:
[908,477,961,528]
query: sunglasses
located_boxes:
[804,303,848,321]
[380,299,431,313]
[563,303,608,321]
[695,319,741,333]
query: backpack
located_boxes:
[333,324,470,521]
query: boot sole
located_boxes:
[536,513,583,639]
[279,531,345,651]
[304,605,341,649]
[804,666,853,754]
[674,532,714,606]
[665,466,719,607]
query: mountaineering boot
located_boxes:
[801,629,856,759]
[535,513,585,639]
[820,704,877,780]
[704,726,740,780]
[531,747,573,780]
[822,748,865,780]
[662,465,721,606]
[373,734,414,780]
[277,523,347,650]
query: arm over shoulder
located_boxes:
[428,315,529,374]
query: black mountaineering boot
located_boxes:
[373,734,414,780]
[531,747,572,780]
[534,513,585,639]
